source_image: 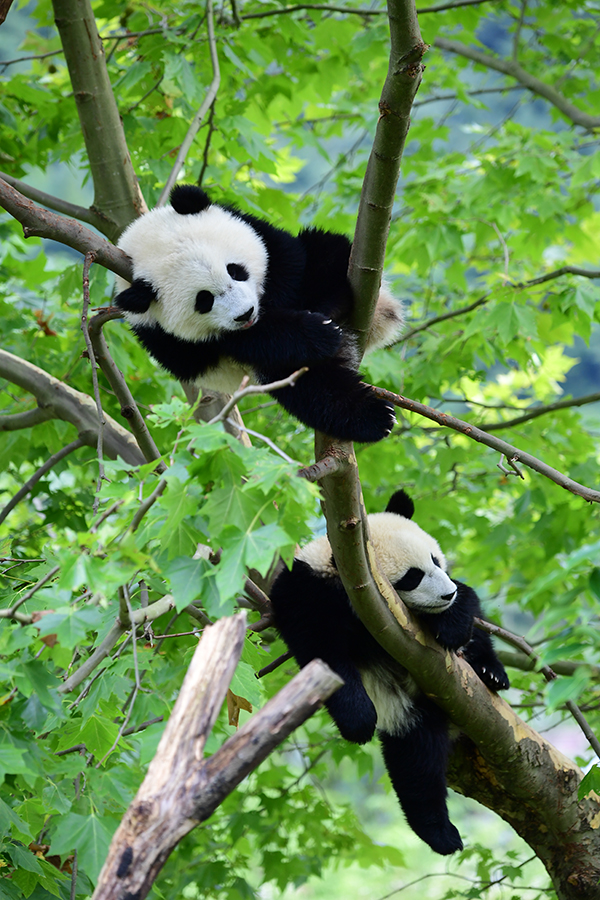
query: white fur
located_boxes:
[297,511,456,612]
[116,205,268,341]
[366,282,404,351]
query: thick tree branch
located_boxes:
[434,36,600,130]
[91,615,342,899]
[0,179,133,279]
[349,0,427,352]
[375,387,600,503]
[0,349,145,465]
[51,0,147,238]
[0,407,54,431]
[0,170,109,232]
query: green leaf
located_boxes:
[0,798,33,840]
[578,765,600,800]
[50,811,116,882]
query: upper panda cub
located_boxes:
[114,184,403,443]
[270,489,509,856]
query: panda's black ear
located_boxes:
[385,489,415,519]
[170,185,211,215]
[115,279,157,314]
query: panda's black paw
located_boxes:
[422,821,464,856]
[474,659,510,692]
[350,389,396,443]
[300,312,343,360]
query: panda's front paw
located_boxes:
[301,312,343,360]
[474,659,510,692]
[350,388,396,443]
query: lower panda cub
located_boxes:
[270,489,509,855]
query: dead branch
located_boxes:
[91,613,342,899]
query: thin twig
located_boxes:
[128,479,167,534]
[0,438,84,526]
[256,651,293,679]
[375,388,600,503]
[241,0,498,19]
[81,252,105,514]
[206,367,308,426]
[224,419,298,464]
[475,618,600,760]
[7,565,60,617]
[158,0,220,205]
[90,500,124,533]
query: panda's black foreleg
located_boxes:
[380,701,463,856]
[223,309,344,369]
[264,360,396,443]
[270,560,378,744]
[463,629,510,692]
[421,582,510,692]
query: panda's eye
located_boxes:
[394,567,425,591]
[431,555,440,568]
[195,290,215,313]
[227,263,249,282]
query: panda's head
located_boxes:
[297,489,457,613]
[115,185,268,341]
[369,490,457,612]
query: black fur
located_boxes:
[115,185,395,443]
[269,491,509,855]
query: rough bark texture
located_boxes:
[92,613,342,900]
[51,0,147,239]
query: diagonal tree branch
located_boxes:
[0,170,109,232]
[434,36,600,130]
[0,349,145,465]
[374,387,600,502]
[0,178,133,279]
[0,438,85,527]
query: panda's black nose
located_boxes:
[234,307,255,323]
[441,591,456,602]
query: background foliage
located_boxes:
[0,0,600,897]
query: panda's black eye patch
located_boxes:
[432,555,440,568]
[394,567,425,591]
[227,263,249,282]
[195,290,215,313]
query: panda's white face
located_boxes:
[298,511,457,613]
[116,205,268,340]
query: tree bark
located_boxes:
[51,0,147,239]
[92,612,342,900]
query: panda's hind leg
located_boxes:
[379,701,463,855]
[268,359,395,443]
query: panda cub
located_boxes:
[114,185,403,443]
[270,489,509,855]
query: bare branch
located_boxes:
[88,313,165,468]
[81,252,106,514]
[0,407,54,431]
[0,171,108,232]
[206,367,308,427]
[0,349,145,465]
[375,387,600,503]
[298,454,347,482]
[0,438,85,527]
[241,0,498,19]
[476,618,600,761]
[349,0,427,353]
[8,565,60,617]
[481,391,600,431]
[158,0,220,205]
[434,36,600,130]
[497,649,600,680]
[0,178,133,279]
[92,613,342,899]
